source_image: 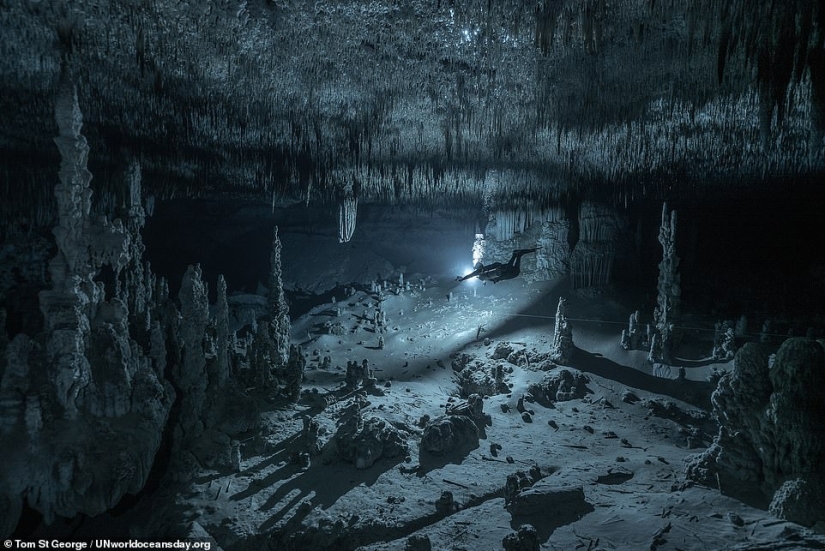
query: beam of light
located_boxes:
[463,266,477,279]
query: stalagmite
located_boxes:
[249,320,275,388]
[652,203,681,363]
[621,310,644,350]
[39,76,97,418]
[0,72,176,535]
[549,297,574,365]
[212,275,230,387]
[176,264,211,432]
[116,161,150,332]
[283,345,305,402]
[268,226,291,366]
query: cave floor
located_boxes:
[164,277,812,550]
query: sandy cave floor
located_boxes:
[164,275,821,550]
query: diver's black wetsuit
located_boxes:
[456,247,539,284]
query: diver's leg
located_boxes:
[507,251,519,268]
[509,247,539,268]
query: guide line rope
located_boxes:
[486,311,797,339]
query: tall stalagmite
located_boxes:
[115,161,150,332]
[176,264,210,434]
[653,203,680,363]
[550,297,574,365]
[213,274,230,388]
[40,76,101,417]
[268,225,291,367]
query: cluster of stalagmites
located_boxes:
[0,81,174,537]
[0,81,297,538]
[618,203,681,367]
[686,339,825,529]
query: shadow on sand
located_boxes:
[256,453,404,533]
[572,347,715,410]
[509,501,596,543]
[416,441,480,477]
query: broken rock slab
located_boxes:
[507,483,590,518]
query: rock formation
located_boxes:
[506,476,593,532]
[502,524,540,551]
[528,369,591,406]
[0,76,175,537]
[570,202,630,290]
[711,320,737,361]
[621,310,648,351]
[421,415,480,455]
[335,415,408,469]
[686,339,825,527]
[0,76,263,539]
[282,344,306,402]
[481,206,568,282]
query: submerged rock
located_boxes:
[421,415,479,455]
[528,369,590,406]
[335,416,409,469]
[502,524,540,551]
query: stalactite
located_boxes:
[569,202,621,290]
[488,206,563,241]
[1,0,823,242]
[570,244,615,290]
[338,188,358,244]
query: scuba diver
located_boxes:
[456,247,539,284]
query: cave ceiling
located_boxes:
[1,0,824,228]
